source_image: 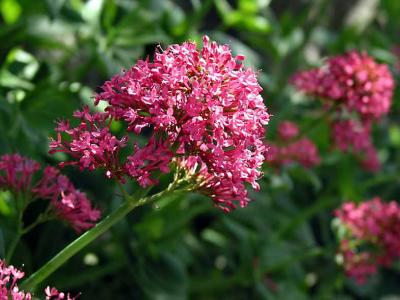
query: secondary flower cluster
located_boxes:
[334,198,400,283]
[331,120,380,172]
[266,121,320,169]
[291,51,394,120]
[0,154,40,194]
[0,154,100,232]
[0,259,77,299]
[51,36,270,211]
[291,51,394,172]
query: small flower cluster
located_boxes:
[277,121,299,141]
[0,259,77,299]
[291,51,394,172]
[291,51,394,120]
[334,198,400,283]
[50,108,128,181]
[0,154,100,232]
[33,166,101,232]
[331,120,380,172]
[174,156,251,211]
[266,121,320,169]
[0,259,30,300]
[0,154,40,194]
[51,36,269,211]
[45,286,78,300]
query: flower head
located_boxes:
[0,154,40,194]
[125,137,172,188]
[0,260,77,300]
[45,286,79,300]
[49,107,128,180]
[291,51,394,120]
[52,36,270,211]
[332,120,371,152]
[0,260,31,300]
[266,121,320,169]
[285,138,320,168]
[33,167,100,232]
[334,198,400,283]
[0,154,100,233]
[331,119,380,172]
[277,121,299,141]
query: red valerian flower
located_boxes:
[33,166,101,233]
[45,286,79,300]
[0,154,100,233]
[277,121,299,141]
[266,121,320,169]
[174,156,251,211]
[125,138,172,188]
[285,138,320,168]
[331,119,381,172]
[334,198,400,283]
[51,36,270,211]
[0,154,40,194]
[50,107,128,180]
[291,51,394,121]
[361,146,380,172]
[0,259,30,300]
[0,260,78,300]
[331,120,371,152]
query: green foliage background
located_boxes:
[1,0,400,299]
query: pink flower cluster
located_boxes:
[291,51,394,172]
[0,154,100,232]
[0,154,40,194]
[33,166,100,232]
[266,121,320,169]
[174,156,251,211]
[331,120,380,172]
[0,260,77,300]
[277,121,299,141]
[291,51,394,120]
[0,259,30,300]
[45,287,78,300]
[51,36,269,211]
[334,198,400,283]
[50,108,128,180]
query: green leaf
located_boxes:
[81,0,104,25]
[0,69,34,90]
[0,0,21,24]
[389,126,400,147]
[201,229,228,248]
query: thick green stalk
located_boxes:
[5,229,22,262]
[20,185,178,291]
[6,206,24,262]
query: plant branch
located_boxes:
[20,182,181,291]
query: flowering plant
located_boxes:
[1,1,400,298]
[0,36,270,294]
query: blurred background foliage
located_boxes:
[0,0,400,299]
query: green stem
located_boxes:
[6,207,24,262]
[5,230,22,262]
[21,215,52,235]
[20,184,179,291]
[22,203,53,235]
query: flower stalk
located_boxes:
[20,180,181,291]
